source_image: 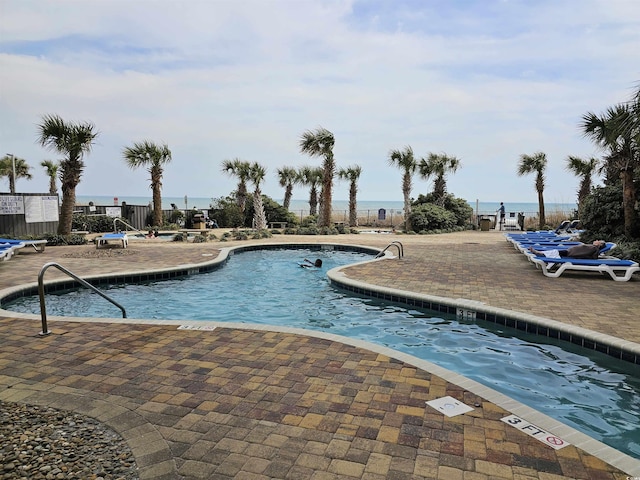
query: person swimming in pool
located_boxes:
[300,258,322,268]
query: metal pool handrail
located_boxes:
[113,217,144,235]
[37,262,127,336]
[375,241,404,259]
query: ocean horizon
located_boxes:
[75,195,576,216]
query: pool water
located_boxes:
[7,248,640,458]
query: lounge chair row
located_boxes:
[0,237,47,262]
[505,232,639,282]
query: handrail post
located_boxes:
[37,262,127,337]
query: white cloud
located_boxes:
[1,0,639,204]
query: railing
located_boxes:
[375,241,404,259]
[113,217,145,235]
[38,262,127,336]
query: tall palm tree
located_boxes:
[276,166,300,210]
[581,103,639,238]
[37,114,98,235]
[298,166,323,216]
[418,153,461,206]
[388,146,417,232]
[299,127,335,227]
[337,165,362,227]
[249,162,267,230]
[517,152,548,229]
[222,158,252,214]
[40,159,59,195]
[123,141,172,227]
[0,155,32,193]
[565,156,598,219]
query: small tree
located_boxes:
[222,158,252,214]
[40,159,59,195]
[388,146,417,232]
[0,155,32,193]
[123,141,172,227]
[337,165,362,227]
[299,127,335,227]
[37,114,99,235]
[517,152,548,229]
[565,155,598,219]
[298,166,323,216]
[418,153,461,206]
[276,166,300,210]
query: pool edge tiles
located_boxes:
[327,267,640,366]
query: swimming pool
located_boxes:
[5,247,640,458]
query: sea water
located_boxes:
[75,195,575,216]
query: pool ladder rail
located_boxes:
[375,241,404,259]
[37,262,127,336]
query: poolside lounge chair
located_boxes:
[0,241,25,261]
[0,237,47,253]
[95,232,128,249]
[529,255,639,281]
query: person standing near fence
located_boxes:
[498,202,505,230]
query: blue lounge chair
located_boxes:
[0,237,47,253]
[95,232,128,249]
[530,256,639,281]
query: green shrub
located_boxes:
[72,214,113,233]
[43,233,88,246]
[409,204,457,232]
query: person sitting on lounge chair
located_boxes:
[528,240,606,259]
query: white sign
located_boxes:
[0,195,24,215]
[105,207,121,217]
[426,396,474,417]
[24,196,59,223]
[501,415,569,450]
[178,325,217,331]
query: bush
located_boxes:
[72,214,113,233]
[413,193,473,227]
[43,233,88,246]
[409,203,457,232]
[580,185,626,239]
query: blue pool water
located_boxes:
[7,248,640,458]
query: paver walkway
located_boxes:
[0,231,638,479]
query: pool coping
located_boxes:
[1,241,639,475]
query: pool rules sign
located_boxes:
[501,415,569,450]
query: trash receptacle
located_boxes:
[480,218,491,231]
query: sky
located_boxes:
[1,0,639,205]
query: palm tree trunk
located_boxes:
[57,187,75,235]
[152,185,162,227]
[537,190,546,229]
[283,185,293,210]
[309,188,318,216]
[622,168,639,237]
[403,173,412,232]
[348,183,357,227]
[253,191,267,229]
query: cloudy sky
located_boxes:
[1,0,639,206]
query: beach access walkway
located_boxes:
[0,230,638,479]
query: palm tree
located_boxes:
[276,166,300,210]
[581,103,639,238]
[565,156,598,219]
[299,127,335,227]
[298,166,323,216]
[122,141,172,227]
[517,152,548,229]
[222,158,252,213]
[40,160,59,195]
[388,146,417,232]
[337,165,362,227]
[418,153,461,206]
[37,114,98,235]
[249,162,267,230]
[0,155,32,193]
